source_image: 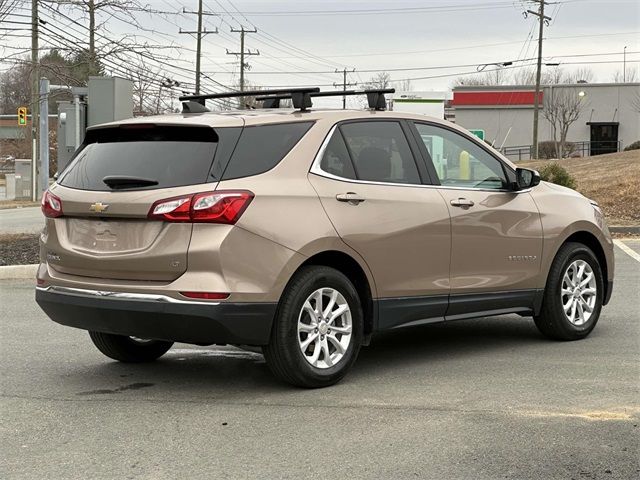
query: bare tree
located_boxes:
[631,91,640,114]
[366,72,391,90]
[0,0,20,39]
[543,87,588,159]
[125,58,176,115]
[398,78,413,92]
[612,69,639,83]
[457,66,596,87]
[567,67,595,83]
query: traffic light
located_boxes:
[18,107,27,126]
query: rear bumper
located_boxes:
[35,286,276,346]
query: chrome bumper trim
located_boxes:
[35,285,221,306]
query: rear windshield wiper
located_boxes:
[102,176,159,189]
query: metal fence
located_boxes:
[500,141,623,162]
[0,158,15,174]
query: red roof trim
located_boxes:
[452,90,543,106]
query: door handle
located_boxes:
[336,192,366,204]
[450,198,475,208]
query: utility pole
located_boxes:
[31,0,40,201]
[623,45,627,82]
[333,68,356,109]
[227,27,259,105]
[179,1,219,94]
[527,0,552,160]
[88,0,96,75]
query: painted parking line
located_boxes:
[613,239,640,263]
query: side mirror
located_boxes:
[515,168,540,190]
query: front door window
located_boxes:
[413,123,508,190]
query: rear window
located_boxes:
[58,122,313,191]
[221,122,313,180]
[58,125,238,191]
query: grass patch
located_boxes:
[520,150,640,226]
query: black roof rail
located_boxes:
[256,88,395,111]
[179,87,321,112]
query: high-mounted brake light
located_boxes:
[147,190,253,224]
[41,191,63,218]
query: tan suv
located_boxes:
[36,88,614,388]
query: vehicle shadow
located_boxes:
[71,315,549,396]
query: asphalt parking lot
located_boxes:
[1,243,638,480]
[0,206,43,235]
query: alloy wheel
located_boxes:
[297,287,353,369]
[561,259,598,326]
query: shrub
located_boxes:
[537,141,557,159]
[538,163,576,189]
[537,141,577,159]
[624,141,640,151]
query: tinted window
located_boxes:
[414,123,507,190]
[340,122,420,184]
[58,126,220,191]
[222,122,313,180]
[320,131,356,179]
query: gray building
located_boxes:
[452,83,640,161]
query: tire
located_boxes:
[534,242,604,341]
[263,266,364,388]
[89,331,173,363]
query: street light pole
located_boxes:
[623,46,627,82]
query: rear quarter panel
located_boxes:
[215,118,379,300]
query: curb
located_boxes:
[0,264,38,280]
[609,226,640,234]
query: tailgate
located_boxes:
[43,186,205,281]
[42,123,238,281]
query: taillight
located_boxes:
[191,191,253,223]
[148,195,191,222]
[41,191,63,218]
[147,190,253,224]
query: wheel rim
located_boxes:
[297,287,352,369]
[561,259,598,326]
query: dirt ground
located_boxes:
[521,150,640,226]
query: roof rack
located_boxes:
[256,88,395,111]
[179,87,321,112]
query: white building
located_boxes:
[452,83,640,161]
[390,91,452,119]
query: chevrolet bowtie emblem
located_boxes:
[89,202,109,213]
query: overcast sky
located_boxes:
[163,0,640,91]
[3,0,639,95]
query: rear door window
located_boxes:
[221,122,314,180]
[320,130,357,180]
[58,125,235,191]
[339,121,421,184]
